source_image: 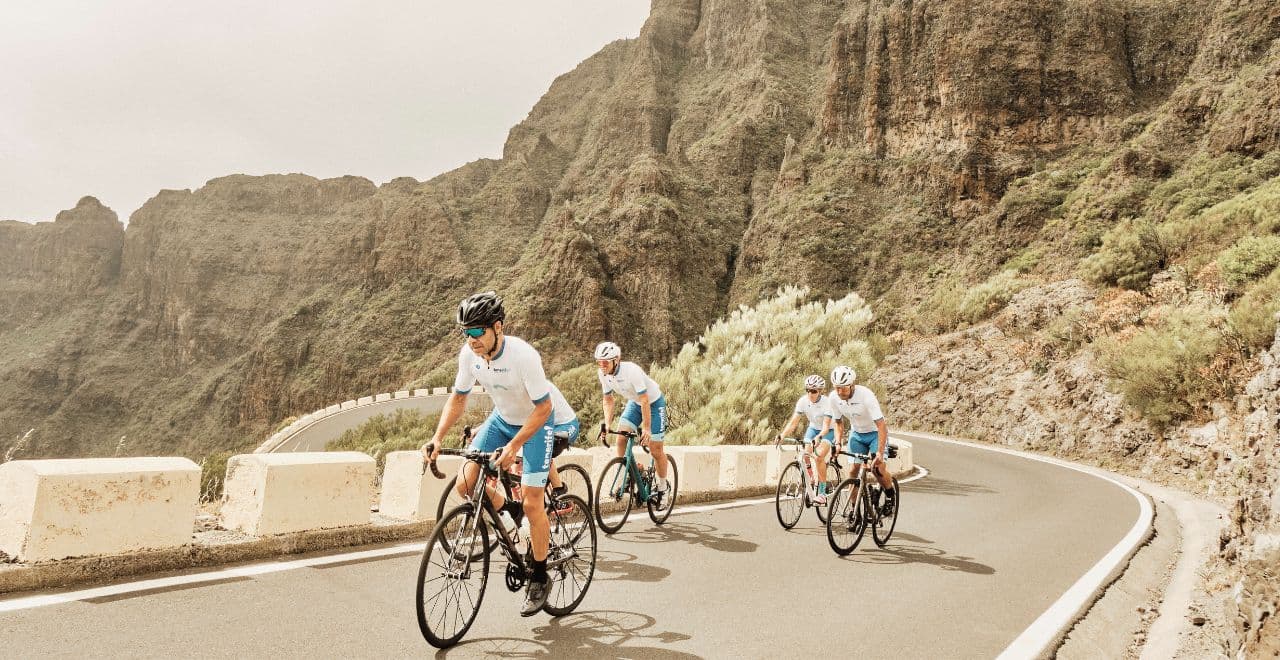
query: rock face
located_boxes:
[0,0,1275,467]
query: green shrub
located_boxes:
[1219,235,1280,287]
[198,451,234,503]
[914,271,1031,332]
[1228,269,1280,352]
[652,286,876,445]
[555,363,605,435]
[1097,307,1225,428]
[1003,248,1043,274]
[1081,218,1165,289]
[325,407,488,472]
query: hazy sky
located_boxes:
[0,1,650,224]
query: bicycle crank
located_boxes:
[504,563,527,592]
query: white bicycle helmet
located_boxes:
[594,341,621,361]
[803,374,826,391]
[830,365,856,387]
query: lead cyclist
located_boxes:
[819,365,896,515]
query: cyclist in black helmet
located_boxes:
[422,291,580,616]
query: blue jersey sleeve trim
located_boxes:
[454,387,472,395]
[531,392,551,405]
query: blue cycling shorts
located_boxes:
[618,395,668,441]
[468,412,581,487]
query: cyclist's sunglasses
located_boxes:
[461,326,488,338]
[805,389,820,394]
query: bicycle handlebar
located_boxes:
[597,424,650,453]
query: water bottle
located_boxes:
[499,510,521,544]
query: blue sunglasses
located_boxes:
[461,326,488,338]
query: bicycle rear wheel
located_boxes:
[825,479,866,556]
[416,504,490,648]
[543,494,596,616]
[594,457,633,534]
[647,457,678,525]
[872,477,900,547]
[775,462,804,529]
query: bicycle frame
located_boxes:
[601,430,655,503]
[778,437,843,497]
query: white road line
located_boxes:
[0,469,927,614]
[898,432,1154,660]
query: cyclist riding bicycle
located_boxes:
[777,374,836,504]
[818,365,896,515]
[422,291,580,616]
[593,341,672,509]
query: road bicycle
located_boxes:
[416,436,597,648]
[435,430,592,530]
[825,446,901,555]
[593,425,679,534]
[773,436,845,529]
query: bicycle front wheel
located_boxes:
[594,457,633,534]
[872,477,900,547]
[557,462,594,508]
[775,462,804,529]
[543,494,596,616]
[416,503,490,648]
[825,479,866,556]
[647,457,678,525]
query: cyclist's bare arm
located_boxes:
[423,392,469,461]
[636,391,651,440]
[602,393,616,431]
[779,413,802,440]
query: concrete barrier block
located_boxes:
[472,386,485,394]
[0,457,200,562]
[298,413,315,425]
[887,438,914,477]
[375,393,392,402]
[379,452,464,521]
[357,396,374,406]
[340,400,358,410]
[222,452,374,536]
[719,446,769,490]
[665,446,720,493]
[394,390,410,399]
[765,445,787,484]
[555,449,594,502]
[324,404,341,415]
[432,387,448,395]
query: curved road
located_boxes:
[273,393,492,453]
[0,435,1142,658]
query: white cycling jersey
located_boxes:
[794,394,831,428]
[598,360,663,403]
[453,335,575,426]
[827,385,885,434]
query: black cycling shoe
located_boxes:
[551,484,568,500]
[520,577,550,617]
[880,490,897,517]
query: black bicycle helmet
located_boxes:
[456,291,505,327]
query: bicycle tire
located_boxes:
[557,463,594,508]
[775,461,805,529]
[594,457,633,534]
[825,478,866,556]
[647,457,678,525]
[435,475,498,560]
[814,461,843,525]
[542,494,597,616]
[416,503,490,648]
[872,477,900,547]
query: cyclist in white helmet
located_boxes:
[777,374,837,504]
[819,365,896,514]
[594,341,672,509]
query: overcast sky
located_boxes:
[0,1,650,224]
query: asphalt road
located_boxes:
[0,435,1140,658]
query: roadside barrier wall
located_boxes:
[221,452,374,536]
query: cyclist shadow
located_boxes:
[841,531,995,575]
[593,549,672,583]
[905,475,996,497]
[609,522,758,554]
[435,609,698,659]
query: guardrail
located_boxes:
[254,387,491,454]
[0,439,915,574]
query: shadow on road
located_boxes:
[436,610,699,659]
[904,475,996,497]
[593,550,672,583]
[841,531,995,575]
[608,522,758,554]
